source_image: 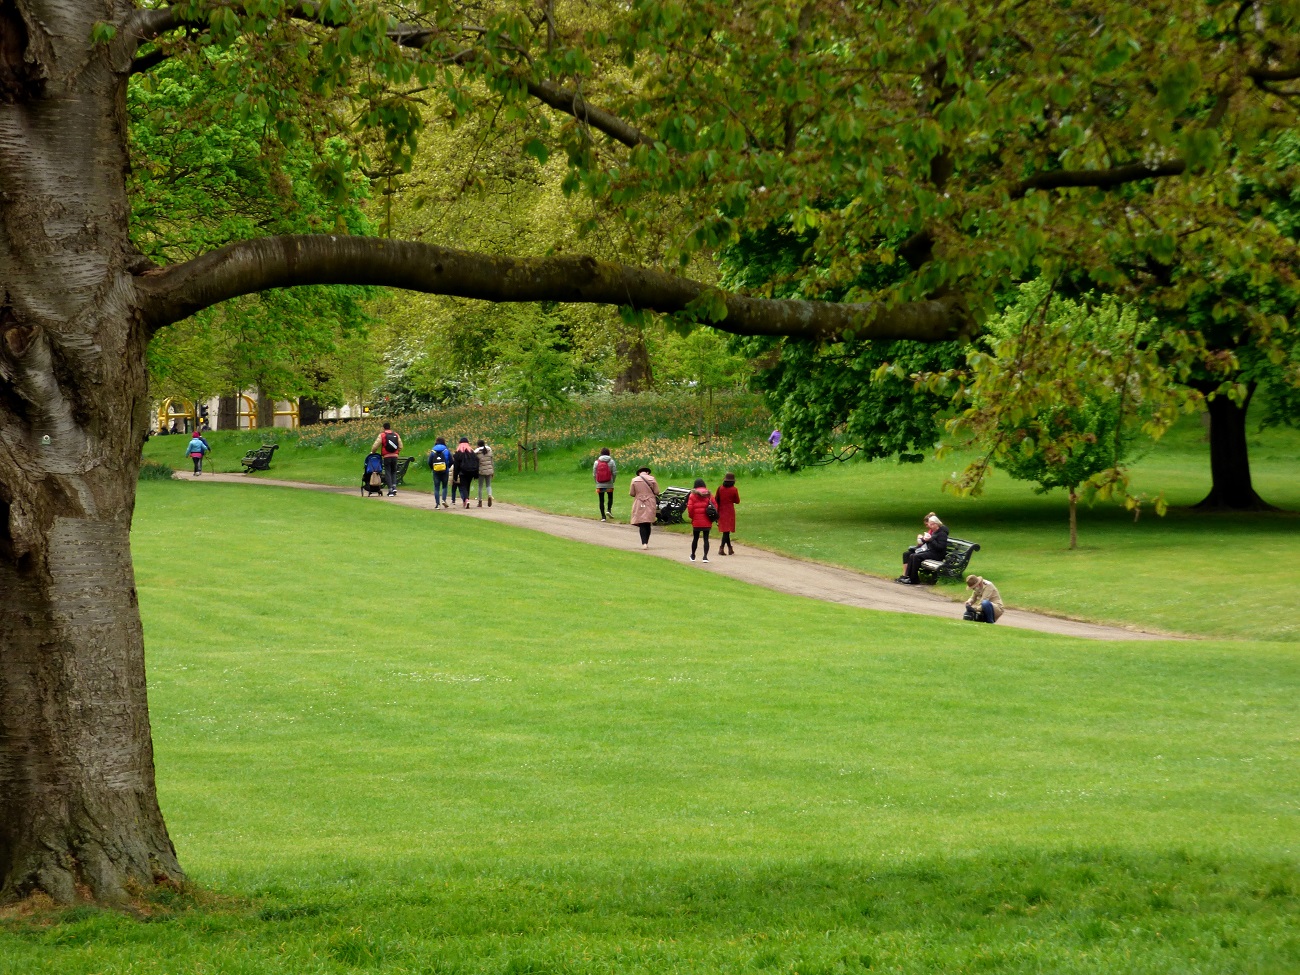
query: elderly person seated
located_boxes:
[963,575,1004,623]
[897,513,949,585]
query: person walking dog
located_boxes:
[474,439,495,507]
[714,472,739,555]
[963,575,1004,623]
[628,466,660,550]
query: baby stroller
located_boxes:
[362,452,386,496]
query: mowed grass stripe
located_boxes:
[0,481,1294,973]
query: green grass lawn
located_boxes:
[146,403,1300,641]
[3,484,1296,973]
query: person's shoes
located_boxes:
[702,557,710,564]
[464,502,469,508]
[488,497,492,507]
[689,554,696,561]
[477,500,482,507]
[601,516,607,522]
[389,491,397,497]
[642,544,649,550]
[897,576,914,585]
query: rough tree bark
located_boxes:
[613,332,653,393]
[0,0,973,908]
[1193,386,1276,512]
[0,0,183,904]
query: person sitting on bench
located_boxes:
[963,575,1004,623]
[897,514,948,584]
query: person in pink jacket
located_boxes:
[685,477,715,563]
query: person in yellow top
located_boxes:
[964,575,1004,624]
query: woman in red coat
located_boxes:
[713,471,739,555]
[685,477,714,563]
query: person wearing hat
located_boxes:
[713,472,740,555]
[897,513,948,584]
[685,477,715,563]
[628,466,660,550]
[964,575,1004,623]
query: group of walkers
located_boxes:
[607,451,741,561]
[367,422,494,508]
[425,435,495,509]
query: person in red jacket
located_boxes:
[685,477,715,563]
[713,471,739,555]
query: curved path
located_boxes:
[181,473,1176,642]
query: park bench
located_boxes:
[240,443,278,473]
[918,537,980,583]
[394,457,415,486]
[655,486,691,525]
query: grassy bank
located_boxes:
[2,483,1296,972]
[145,397,1300,641]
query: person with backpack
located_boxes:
[452,436,478,508]
[474,439,495,507]
[185,432,210,476]
[370,422,403,497]
[685,477,717,563]
[628,466,660,550]
[713,471,740,555]
[427,436,453,508]
[593,448,618,521]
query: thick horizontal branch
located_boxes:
[135,235,972,343]
[1248,64,1300,83]
[1012,160,1186,197]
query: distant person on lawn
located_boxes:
[768,429,782,448]
[593,448,618,521]
[371,422,403,497]
[713,472,740,555]
[427,436,453,508]
[898,514,948,584]
[185,433,209,476]
[686,477,715,563]
[628,466,660,550]
[474,439,495,507]
[452,436,478,508]
[964,575,1004,623]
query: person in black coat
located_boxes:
[898,514,949,584]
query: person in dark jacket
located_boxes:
[452,437,478,508]
[898,514,949,584]
[685,477,715,563]
[428,436,453,508]
[713,472,739,555]
[370,422,403,497]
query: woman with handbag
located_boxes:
[713,472,740,555]
[628,467,660,550]
[685,478,716,563]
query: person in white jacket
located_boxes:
[474,440,495,507]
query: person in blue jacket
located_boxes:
[427,436,453,508]
[185,433,210,476]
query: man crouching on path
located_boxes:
[372,421,403,497]
[964,575,1004,624]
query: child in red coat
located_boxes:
[685,477,715,563]
[713,472,739,555]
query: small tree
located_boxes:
[950,280,1180,547]
[666,327,749,443]
[493,312,576,470]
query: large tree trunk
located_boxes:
[1193,387,1276,512]
[0,0,184,904]
[217,394,238,431]
[613,331,653,393]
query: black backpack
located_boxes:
[705,497,719,522]
[383,431,399,453]
[459,450,479,475]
